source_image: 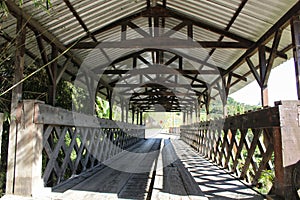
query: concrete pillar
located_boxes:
[7,15,26,195]
[273,101,300,199]
[6,100,44,196]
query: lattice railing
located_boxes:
[180,107,280,189]
[34,104,145,187]
[7,100,299,198]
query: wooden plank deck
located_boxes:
[1,134,265,200]
[172,139,265,200]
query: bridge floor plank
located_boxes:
[172,139,265,200]
[1,135,265,200]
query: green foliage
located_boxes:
[56,80,88,111]
[226,97,261,116]
[0,0,52,16]
[95,96,109,119]
[256,170,275,194]
[199,97,261,120]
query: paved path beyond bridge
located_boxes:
[1,134,264,200]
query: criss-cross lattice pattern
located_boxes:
[180,107,280,191]
[42,125,143,187]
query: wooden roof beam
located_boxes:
[6,0,82,66]
[1,31,77,81]
[63,0,97,42]
[224,1,300,77]
[99,69,219,75]
[112,83,206,88]
[72,39,249,49]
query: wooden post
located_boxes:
[132,108,135,124]
[121,99,124,122]
[273,101,300,199]
[259,46,269,107]
[291,14,300,100]
[136,110,139,125]
[48,45,58,106]
[186,110,189,124]
[183,111,186,125]
[0,113,4,162]
[6,15,26,195]
[261,86,269,107]
[195,103,198,122]
[107,90,113,120]
[140,111,143,125]
[125,103,129,123]
[7,100,44,196]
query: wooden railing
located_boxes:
[6,100,145,195]
[180,101,300,199]
[36,104,145,187]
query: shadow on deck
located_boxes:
[1,135,265,200]
[172,139,264,200]
[44,135,263,200]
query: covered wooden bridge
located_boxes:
[0,0,300,199]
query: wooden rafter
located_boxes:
[63,0,97,42]
[224,1,300,77]
[6,0,82,66]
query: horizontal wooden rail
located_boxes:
[34,103,144,129]
[5,100,145,194]
[34,103,145,187]
[180,101,300,199]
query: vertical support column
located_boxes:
[84,75,95,115]
[261,86,269,107]
[132,108,135,124]
[7,15,26,195]
[195,104,198,122]
[7,101,44,196]
[136,110,139,125]
[0,113,4,162]
[186,110,189,124]
[107,89,113,120]
[259,46,269,107]
[190,108,193,123]
[183,111,186,125]
[273,101,300,199]
[291,14,300,100]
[140,111,143,125]
[48,45,58,106]
[121,99,124,122]
[125,103,129,123]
